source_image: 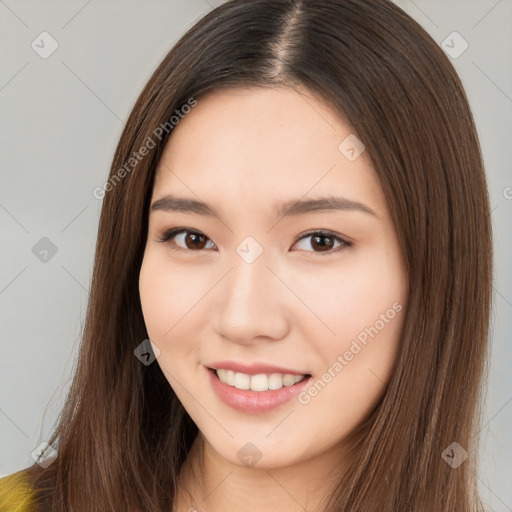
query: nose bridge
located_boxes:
[228,232,272,301]
[213,244,289,343]
[229,249,269,305]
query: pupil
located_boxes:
[187,233,206,249]
[312,234,332,251]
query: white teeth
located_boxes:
[225,369,235,386]
[215,369,307,391]
[250,374,268,391]
[234,372,251,390]
[268,373,283,390]
[282,374,297,386]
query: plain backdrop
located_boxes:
[0,1,511,510]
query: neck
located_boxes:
[173,433,348,512]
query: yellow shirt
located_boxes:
[0,471,38,512]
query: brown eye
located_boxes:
[310,234,335,252]
[156,229,216,251]
[157,228,350,255]
[183,232,209,250]
[292,231,351,255]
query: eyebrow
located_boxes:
[150,194,378,219]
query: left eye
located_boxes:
[156,229,216,251]
[292,231,350,254]
[156,229,351,255]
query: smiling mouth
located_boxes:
[209,368,311,392]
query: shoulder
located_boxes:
[0,470,38,512]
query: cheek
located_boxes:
[291,246,406,362]
[138,255,205,393]
[296,245,407,426]
[139,254,207,341]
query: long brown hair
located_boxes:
[26,0,493,510]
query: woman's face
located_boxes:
[139,86,408,469]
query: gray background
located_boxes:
[0,0,511,510]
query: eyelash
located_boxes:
[155,228,352,255]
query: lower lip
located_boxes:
[207,368,311,413]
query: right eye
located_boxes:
[156,228,217,251]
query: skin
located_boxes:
[138,85,408,511]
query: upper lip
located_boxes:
[207,361,310,376]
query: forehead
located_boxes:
[153,86,386,218]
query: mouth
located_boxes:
[206,365,312,413]
[212,367,309,391]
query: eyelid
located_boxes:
[292,229,351,254]
[155,227,352,254]
[155,227,217,251]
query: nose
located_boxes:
[212,254,291,345]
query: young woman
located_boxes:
[0,0,493,510]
